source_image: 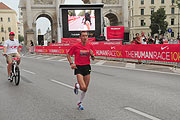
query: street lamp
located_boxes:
[178,7,180,39]
[176,0,180,40]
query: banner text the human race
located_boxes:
[35,43,180,63]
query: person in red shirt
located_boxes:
[67,31,95,110]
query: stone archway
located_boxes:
[34,13,54,45]
[105,13,119,26]
[19,0,64,47]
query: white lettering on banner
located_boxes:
[37,49,43,52]
[125,51,171,61]
[104,42,121,45]
[49,49,59,53]
[96,50,116,57]
[111,28,120,30]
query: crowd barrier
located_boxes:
[35,42,180,63]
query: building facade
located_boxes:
[18,8,24,37]
[0,2,18,44]
[129,0,178,40]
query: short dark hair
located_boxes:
[80,31,88,36]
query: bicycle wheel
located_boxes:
[14,66,20,86]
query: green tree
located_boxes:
[150,8,168,35]
[18,35,24,43]
[176,0,180,9]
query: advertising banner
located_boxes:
[106,26,125,40]
[35,44,180,63]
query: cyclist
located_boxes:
[3,32,21,81]
[67,31,95,110]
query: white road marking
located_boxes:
[92,64,180,76]
[95,60,106,65]
[125,107,161,120]
[25,55,38,58]
[125,63,135,69]
[50,79,74,89]
[45,56,57,60]
[58,58,67,61]
[22,69,36,75]
[34,57,44,59]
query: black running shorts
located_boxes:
[74,65,91,76]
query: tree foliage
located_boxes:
[18,35,24,43]
[150,8,168,35]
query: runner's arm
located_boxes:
[67,53,73,64]
[67,53,77,69]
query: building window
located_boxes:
[151,8,154,14]
[2,37,4,41]
[8,27,11,32]
[21,12,23,16]
[171,32,174,37]
[151,0,154,4]
[1,27,4,32]
[172,0,175,4]
[171,8,175,14]
[0,17,3,22]
[171,18,174,25]
[8,17,10,22]
[141,20,145,26]
[141,9,144,15]
[141,0,144,5]
[161,0,165,4]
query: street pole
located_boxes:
[178,8,180,40]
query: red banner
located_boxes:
[50,43,74,46]
[106,26,125,40]
[0,46,3,49]
[35,43,180,63]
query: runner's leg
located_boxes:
[7,56,12,77]
[79,74,90,102]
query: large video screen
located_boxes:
[68,10,95,31]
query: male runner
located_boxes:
[67,31,95,110]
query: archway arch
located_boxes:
[33,13,55,45]
[105,13,119,26]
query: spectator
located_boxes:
[141,32,148,44]
[30,40,34,46]
[147,36,154,44]
[159,34,164,44]
[154,36,160,44]
[131,37,137,45]
[135,33,141,44]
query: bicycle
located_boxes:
[4,54,20,86]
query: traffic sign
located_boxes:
[168,28,172,33]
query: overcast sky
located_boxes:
[0,0,83,34]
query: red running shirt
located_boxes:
[68,42,95,65]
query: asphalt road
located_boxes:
[0,53,180,120]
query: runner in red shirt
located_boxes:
[67,31,95,110]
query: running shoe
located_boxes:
[8,76,13,82]
[77,102,84,110]
[74,83,79,95]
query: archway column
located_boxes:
[26,30,35,48]
[32,22,37,46]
